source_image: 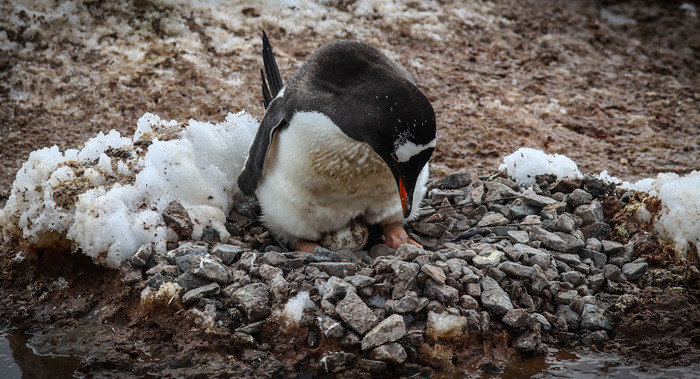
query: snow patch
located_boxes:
[1,112,258,268]
[426,311,468,340]
[499,147,582,185]
[282,291,316,324]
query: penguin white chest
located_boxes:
[256,111,402,242]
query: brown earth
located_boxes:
[1,0,699,377]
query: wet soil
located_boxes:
[1,0,699,377]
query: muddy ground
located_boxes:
[1,0,699,377]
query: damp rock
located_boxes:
[480,277,513,315]
[369,343,407,364]
[622,262,648,281]
[162,200,194,239]
[361,314,406,351]
[231,283,271,322]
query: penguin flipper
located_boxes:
[237,100,288,195]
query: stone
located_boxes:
[580,304,613,331]
[483,181,520,203]
[260,251,287,266]
[431,173,472,189]
[389,294,426,314]
[601,240,625,255]
[574,201,605,226]
[397,244,424,261]
[472,249,504,268]
[466,283,481,297]
[162,201,194,239]
[322,276,355,303]
[370,244,395,259]
[310,248,341,262]
[556,304,580,331]
[422,264,447,285]
[361,314,406,351]
[555,289,578,305]
[460,295,479,309]
[231,283,271,322]
[318,352,356,374]
[530,227,568,252]
[622,262,648,281]
[131,243,154,267]
[336,291,379,335]
[476,212,510,227]
[200,226,220,243]
[502,309,533,329]
[358,359,388,374]
[211,243,243,265]
[480,277,513,315]
[588,273,605,293]
[146,262,179,277]
[175,271,212,291]
[392,261,421,281]
[603,264,626,282]
[552,214,576,233]
[553,253,581,265]
[566,189,593,207]
[120,262,142,285]
[318,314,346,339]
[581,249,607,269]
[192,256,230,283]
[369,343,407,364]
[514,329,539,352]
[581,222,612,240]
[311,262,357,278]
[413,222,447,238]
[507,230,530,244]
[521,188,557,207]
[182,282,220,303]
[560,271,587,287]
[345,274,375,289]
[498,262,535,280]
[424,279,459,304]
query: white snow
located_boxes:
[501,147,700,255]
[282,291,316,324]
[1,111,258,268]
[499,147,582,185]
[426,311,468,340]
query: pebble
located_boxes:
[580,304,613,331]
[480,277,513,315]
[369,343,407,364]
[498,261,535,280]
[231,283,271,322]
[473,249,504,268]
[182,282,220,303]
[421,264,447,285]
[336,291,378,335]
[361,314,406,351]
[622,262,648,281]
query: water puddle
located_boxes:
[1,328,698,378]
[0,329,81,379]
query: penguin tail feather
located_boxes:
[262,31,283,105]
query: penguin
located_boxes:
[238,32,436,253]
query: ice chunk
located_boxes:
[283,291,316,324]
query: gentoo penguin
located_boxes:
[238,32,436,253]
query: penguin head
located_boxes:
[371,87,436,218]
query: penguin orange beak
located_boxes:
[399,177,409,216]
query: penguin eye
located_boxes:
[391,152,399,162]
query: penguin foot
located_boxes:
[294,239,320,254]
[382,221,422,250]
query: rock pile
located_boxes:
[122,172,651,376]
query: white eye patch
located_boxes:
[393,138,436,162]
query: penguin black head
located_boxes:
[368,82,436,218]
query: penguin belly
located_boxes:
[256,111,405,244]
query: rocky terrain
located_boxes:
[2,172,698,377]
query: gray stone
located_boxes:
[506,199,541,219]
[311,262,357,278]
[358,359,388,374]
[514,329,539,352]
[567,189,593,207]
[472,249,504,268]
[553,253,581,265]
[477,212,510,227]
[502,309,533,329]
[424,279,459,304]
[532,313,552,331]
[259,264,283,282]
[322,276,355,303]
[182,282,220,303]
[560,271,587,287]
[530,227,568,252]
[211,243,243,265]
[336,291,379,335]
[231,283,271,322]
[131,243,154,267]
[622,262,648,281]
[389,294,426,314]
[603,264,626,282]
[260,251,287,266]
[507,230,530,244]
[552,214,576,233]
[392,261,421,281]
[396,244,424,261]
[310,248,341,262]
[445,258,468,275]
[581,222,612,240]
[460,295,479,309]
[193,256,230,283]
[581,249,607,269]
[369,343,407,364]
[585,238,603,252]
[498,262,535,280]
[555,289,578,305]
[601,240,625,255]
[345,274,375,289]
[146,262,179,277]
[589,273,605,293]
[318,314,346,339]
[480,277,513,315]
[421,264,446,285]
[574,201,605,226]
[530,253,551,270]
[466,283,481,297]
[556,304,580,331]
[521,188,557,207]
[120,262,142,285]
[145,273,167,290]
[361,314,406,351]
[580,304,613,331]
[413,222,447,238]
[175,271,212,291]
[484,181,520,203]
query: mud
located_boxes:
[1,0,699,377]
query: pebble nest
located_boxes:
[120,171,661,376]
